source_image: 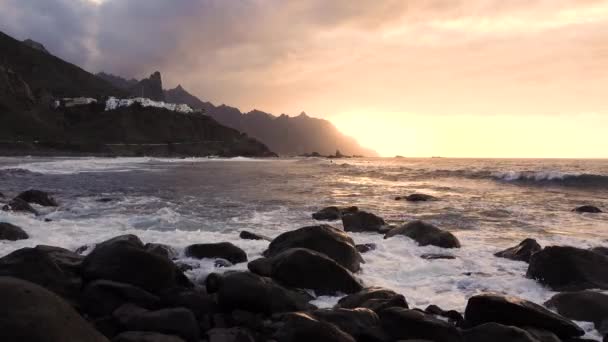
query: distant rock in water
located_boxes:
[385,220,461,249]
[573,205,602,213]
[0,222,29,241]
[341,211,386,233]
[312,206,358,221]
[395,193,438,202]
[16,189,58,207]
[22,39,49,54]
[494,238,541,263]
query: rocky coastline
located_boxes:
[0,190,607,342]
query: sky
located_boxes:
[1,0,607,157]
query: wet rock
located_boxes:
[463,323,540,342]
[113,304,199,342]
[524,327,562,342]
[0,276,109,342]
[275,312,356,342]
[249,248,363,295]
[263,224,363,272]
[16,189,58,206]
[591,246,608,256]
[527,246,608,291]
[0,191,4,198]
[378,307,462,342]
[208,271,314,314]
[0,222,29,240]
[342,211,386,233]
[545,291,608,327]
[336,286,409,312]
[395,193,438,202]
[384,220,461,248]
[81,280,161,318]
[113,331,185,342]
[573,205,602,213]
[312,206,358,221]
[159,287,218,319]
[83,235,182,293]
[96,197,116,203]
[0,245,83,303]
[310,308,387,342]
[355,243,376,253]
[421,253,456,260]
[239,230,271,241]
[184,242,247,264]
[494,238,542,263]
[144,243,177,260]
[464,293,584,338]
[214,259,233,268]
[206,327,255,342]
[425,304,464,325]
[2,197,39,214]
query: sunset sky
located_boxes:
[2,0,607,157]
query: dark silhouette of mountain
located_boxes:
[97,71,165,101]
[22,39,49,54]
[0,31,275,157]
[96,72,138,90]
[164,84,378,156]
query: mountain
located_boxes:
[163,84,378,156]
[97,71,165,101]
[96,72,138,90]
[22,39,49,54]
[0,31,275,157]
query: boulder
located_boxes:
[113,304,199,342]
[144,243,177,260]
[524,327,562,342]
[15,189,58,206]
[421,253,456,260]
[573,205,602,213]
[0,222,28,240]
[545,291,608,327]
[0,276,109,342]
[312,206,358,221]
[384,220,461,248]
[395,194,438,202]
[425,304,464,325]
[184,242,247,264]
[527,246,608,290]
[378,307,462,342]
[113,331,185,342]
[2,198,38,214]
[81,280,161,318]
[464,294,584,338]
[206,328,255,342]
[463,323,540,342]
[494,238,542,263]
[336,286,408,312]
[310,308,386,341]
[82,235,182,293]
[159,287,218,319]
[0,245,83,303]
[591,246,608,256]
[263,224,363,272]
[239,230,271,241]
[355,243,376,253]
[342,211,386,233]
[208,271,315,314]
[274,312,356,342]
[248,248,363,295]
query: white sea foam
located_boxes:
[493,170,578,181]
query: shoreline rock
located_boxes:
[341,211,386,233]
[494,238,541,263]
[384,220,461,248]
[184,242,247,264]
[0,222,29,240]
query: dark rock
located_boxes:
[425,304,464,325]
[159,287,218,319]
[81,280,161,318]
[591,247,608,256]
[214,259,233,268]
[82,235,182,293]
[97,197,116,203]
[209,271,314,314]
[0,276,109,342]
[275,312,356,342]
[128,71,165,102]
[421,253,456,260]
[527,246,608,290]
[336,286,408,312]
[206,327,255,342]
[0,191,4,198]
[342,211,386,233]
[464,293,584,338]
[2,197,39,214]
[0,245,83,303]
[463,322,540,342]
[395,193,438,202]
[310,308,386,341]
[545,290,608,326]
[263,224,363,272]
[524,327,562,342]
[145,243,177,260]
[113,304,199,342]
[312,206,358,221]
[248,248,363,295]
[378,307,462,342]
[0,222,29,240]
[184,242,247,264]
[113,331,185,342]
[16,189,58,206]
[94,315,122,339]
[573,205,602,213]
[356,243,376,253]
[239,230,271,241]
[495,238,542,263]
[384,220,461,248]
[44,218,53,222]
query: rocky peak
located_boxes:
[22,39,49,54]
[129,71,164,101]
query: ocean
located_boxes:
[0,156,606,338]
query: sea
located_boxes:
[0,156,606,338]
